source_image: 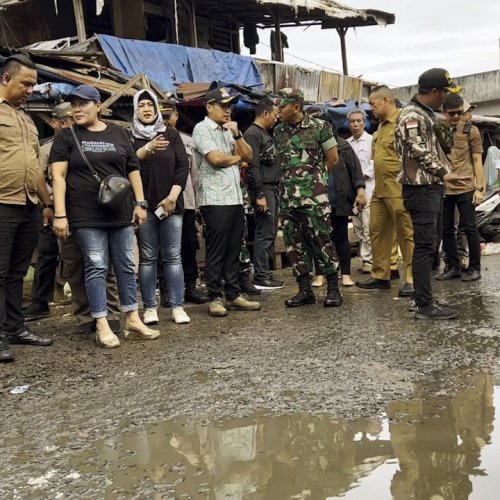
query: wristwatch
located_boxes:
[233,131,243,141]
[134,200,149,208]
[476,187,484,192]
[257,192,265,199]
[42,203,54,209]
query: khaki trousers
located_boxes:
[370,197,414,282]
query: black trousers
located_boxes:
[30,224,59,307]
[200,205,244,301]
[181,209,199,284]
[442,191,481,271]
[331,214,351,275]
[403,184,444,307]
[0,202,39,333]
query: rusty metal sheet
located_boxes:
[318,71,341,101]
[274,64,321,102]
[255,61,275,93]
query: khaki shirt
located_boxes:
[0,98,40,205]
[446,123,483,195]
[372,108,402,198]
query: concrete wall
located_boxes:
[392,69,500,116]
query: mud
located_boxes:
[0,256,499,498]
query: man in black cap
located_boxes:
[0,54,53,362]
[192,87,261,317]
[395,68,472,320]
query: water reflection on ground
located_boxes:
[72,370,497,499]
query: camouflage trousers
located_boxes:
[282,205,339,277]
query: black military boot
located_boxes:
[184,281,207,304]
[285,275,316,307]
[324,273,343,307]
[0,334,14,362]
[239,271,261,296]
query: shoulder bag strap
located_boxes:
[69,125,102,183]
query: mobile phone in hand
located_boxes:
[155,206,166,220]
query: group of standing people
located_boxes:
[0,54,487,362]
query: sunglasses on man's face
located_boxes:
[446,110,463,117]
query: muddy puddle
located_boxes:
[64,369,499,499]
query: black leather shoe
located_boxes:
[108,319,121,333]
[461,269,481,282]
[7,325,53,346]
[324,273,343,307]
[398,283,415,297]
[355,278,391,290]
[239,273,261,296]
[185,284,208,304]
[23,304,51,322]
[285,290,316,307]
[0,335,14,362]
[390,270,400,280]
[77,321,95,334]
[414,301,459,320]
[435,268,461,281]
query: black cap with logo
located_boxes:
[418,68,461,93]
[204,87,238,105]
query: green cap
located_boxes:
[276,87,304,106]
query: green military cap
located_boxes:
[51,102,73,119]
[276,87,304,106]
[158,99,177,116]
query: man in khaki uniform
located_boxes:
[356,86,414,297]
[0,54,53,362]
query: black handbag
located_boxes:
[70,126,131,211]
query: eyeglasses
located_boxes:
[445,110,463,117]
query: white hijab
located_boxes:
[131,89,166,140]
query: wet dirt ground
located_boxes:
[1,256,499,499]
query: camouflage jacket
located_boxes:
[273,113,337,209]
[395,96,451,185]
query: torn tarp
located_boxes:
[98,34,263,94]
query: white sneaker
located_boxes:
[143,308,159,325]
[172,306,191,324]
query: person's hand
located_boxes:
[133,206,147,225]
[473,190,485,206]
[158,197,176,216]
[42,207,54,226]
[147,135,169,153]
[256,196,268,213]
[53,216,70,241]
[224,121,239,137]
[443,173,473,186]
[355,190,367,210]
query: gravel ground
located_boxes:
[0,255,498,497]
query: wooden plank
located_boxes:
[72,0,87,44]
[100,73,143,112]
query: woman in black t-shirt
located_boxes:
[131,90,189,326]
[51,84,160,348]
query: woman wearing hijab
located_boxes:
[132,90,190,325]
[51,84,160,348]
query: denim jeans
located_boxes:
[137,212,184,308]
[73,226,138,318]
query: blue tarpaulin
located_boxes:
[98,34,263,93]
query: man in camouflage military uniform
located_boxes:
[395,68,472,320]
[274,88,342,307]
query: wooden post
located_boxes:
[191,0,198,48]
[72,0,87,43]
[275,9,283,62]
[337,27,348,76]
[100,73,144,114]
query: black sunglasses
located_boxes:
[446,110,463,117]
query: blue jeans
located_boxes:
[137,212,184,308]
[73,226,138,318]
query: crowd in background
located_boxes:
[0,54,492,362]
